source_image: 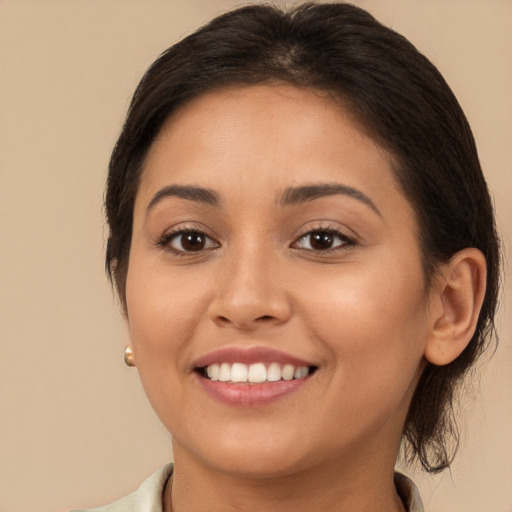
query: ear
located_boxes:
[424,248,487,366]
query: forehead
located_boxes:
[139,83,400,197]
[131,85,419,243]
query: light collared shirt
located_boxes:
[72,463,424,512]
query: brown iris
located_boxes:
[180,232,206,251]
[309,231,335,250]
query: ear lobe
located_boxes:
[424,248,487,366]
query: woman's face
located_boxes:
[126,84,435,477]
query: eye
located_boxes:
[160,229,219,253]
[293,229,354,251]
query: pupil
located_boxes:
[182,233,205,251]
[311,232,333,250]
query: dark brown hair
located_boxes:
[105,2,500,473]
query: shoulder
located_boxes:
[70,463,174,512]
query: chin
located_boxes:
[173,428,317,479]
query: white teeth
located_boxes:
[207,363,219,381]
[230,363,248,383]
[281,364,295,381]
[267,362,281,382]
[248,362,267,383]
[204,362,311,383]
[218,363,231,382]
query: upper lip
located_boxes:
[192,346,316,369]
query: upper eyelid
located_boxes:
[161,227,217,242]
[298,229,352,240]
[292,229,355,247]
[159,222,218,239]
[293,222,358,241]
[155,225,218,249]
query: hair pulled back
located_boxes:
[105,2,500,473]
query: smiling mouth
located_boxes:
[196,362,317,384]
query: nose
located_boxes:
[208,245,292,331]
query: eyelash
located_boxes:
[292,227,356,252]
[157,228,220,256]
[156,226,356,255]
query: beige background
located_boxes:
[0,1,510,511]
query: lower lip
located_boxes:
[197,374,308,406]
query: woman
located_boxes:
[76,2,500,511]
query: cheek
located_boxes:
[124,258,213,430]
[294,267,428,443]
[125,251,209,371]
[296,261,429,382]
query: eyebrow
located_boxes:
[146,182,381,217]
[279,183,382,216]
[147,185,220,212]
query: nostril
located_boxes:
[213,313,278,329]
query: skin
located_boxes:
[124,83,475,511]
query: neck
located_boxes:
[165,443,406,512]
